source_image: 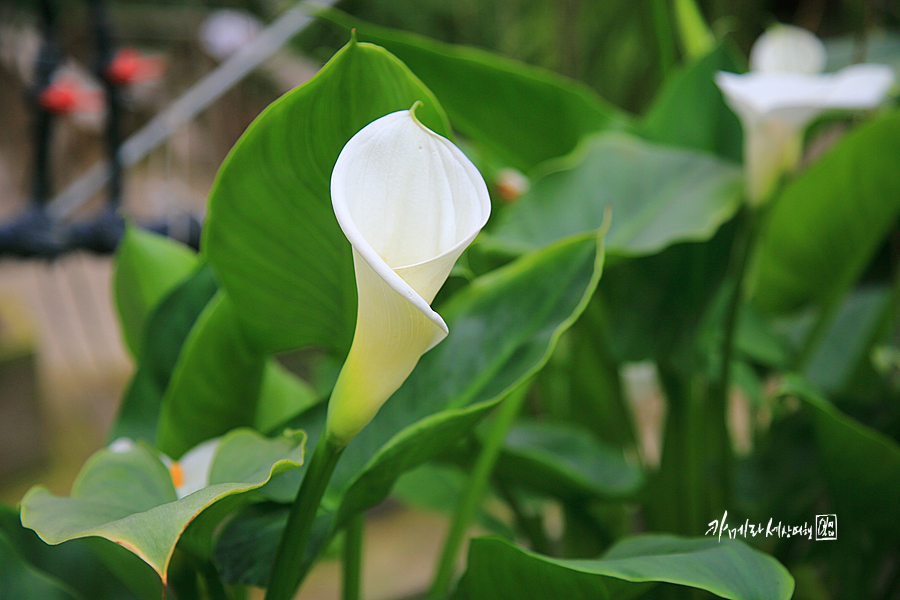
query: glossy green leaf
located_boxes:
[155,290,319,458]
[227,234,604,584]
[20,429,305,585]
[325,11,629,173]
[640,43,744,162]
[113,225,199,358]
[495,420,643,500]
[455,535,794,600]
[156,292,263,457]
[330,234,604,513]
[109,265,218,444]
[750,111,900,315]
[203,37,449,356]
[486,132,741,257]
[780,376,900,539]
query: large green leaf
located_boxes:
[155,292,262,457]
[113,225,199,358]
[324,11,629,173]
[330,234,604,506]
[109,265,218,444]
[203,37,449,356]
[155,289,319,457]
[640,43,744,162]
[780,376,900,540]
[750,111,900,315]
[495,420,643,500]
[21,429,305,586]
[486,132,741,257]
[218,234,604,585]
[455,535,794,600]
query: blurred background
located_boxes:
[1,0,898,596]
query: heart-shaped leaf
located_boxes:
[20,429,305,586]
[203,36,450,356]
[455,535,794,600]
[486,132,741,257]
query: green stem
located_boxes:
[342,513,364,600]
[656,367,701,534]
[649,0,676,75]
[709,207,758,515]
[718,207,757,403]
[266,435,344,600]
[430,384,529,597]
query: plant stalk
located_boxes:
[266,434,344,600]
[342,513,364,600]
[429,384,529,597]
[710,206,759,513]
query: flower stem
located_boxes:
[342,513,364,600]
[429,383,529,598]
[266,434,344,600]
[709,206,758,517]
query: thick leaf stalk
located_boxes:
[266,435,344,600]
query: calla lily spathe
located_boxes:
[716,25,895,204]
[326,107,491,447]
[109,436,221,499]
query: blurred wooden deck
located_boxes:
[0,253,132,502]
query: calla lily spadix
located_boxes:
[326,105,491,447]
[716,24,895,204]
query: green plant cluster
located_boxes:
[3,6,900,600]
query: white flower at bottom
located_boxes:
[716,25,895,204]
[326,107,491,447]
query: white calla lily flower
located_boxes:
[326,106,491,446]
[716,25,895,204]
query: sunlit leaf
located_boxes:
[21,429,305,586]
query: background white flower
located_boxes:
[716,25,895,204]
